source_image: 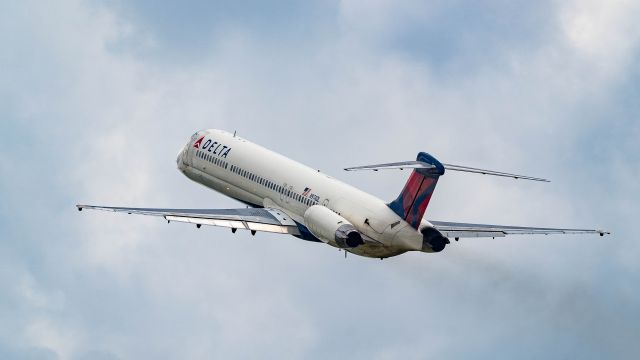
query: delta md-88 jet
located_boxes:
[77,129,608,259]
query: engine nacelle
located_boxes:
[421,227,450,253]
[304,205,364,248]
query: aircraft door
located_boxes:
[184,132,201,167]
[280,182,286,203]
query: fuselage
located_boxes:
[176,129,429,258]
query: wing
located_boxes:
[429,220,609,238]
[76,205,300,235]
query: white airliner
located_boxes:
[77,129,608,259]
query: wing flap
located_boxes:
[439,230,506,238]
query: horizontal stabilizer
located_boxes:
[345,160,549,182]
[441,163,549,182]
[344,161,435,172]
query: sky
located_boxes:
[1,0,639,359]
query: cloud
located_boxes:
[1,0,639,359]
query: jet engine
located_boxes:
[421,227,450,253]
[304,205,364,248]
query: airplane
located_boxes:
[77,129,609,259]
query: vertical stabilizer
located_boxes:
[388,152,445,229]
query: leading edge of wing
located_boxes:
[429,220,610,238]
[76,204,300,235]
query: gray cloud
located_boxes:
[1,0,639,359]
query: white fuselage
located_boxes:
[176,129,429,258]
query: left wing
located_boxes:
[429,220,609,238]
[76,205,300,235]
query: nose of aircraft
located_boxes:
[176,137,193,171]
[176,146,183,165]
[176,145,186,170]
[177,130,205,171]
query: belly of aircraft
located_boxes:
[346,244,408,259]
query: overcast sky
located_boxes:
[1,0,639,359]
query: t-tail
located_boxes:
[387,152,444,229]
[344,152,550,230]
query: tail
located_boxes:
[388,152,445,229]
[344,152,548,229]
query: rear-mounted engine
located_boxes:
[304,205,364,248]
[421,227,450,253]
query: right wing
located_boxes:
[76,205,300,235]
[429,220,609,238]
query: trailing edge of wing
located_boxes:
[430,220,609,238]
[345,160,549,182]
[76,205,300,235]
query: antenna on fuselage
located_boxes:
[233,130,237,137]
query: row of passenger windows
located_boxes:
[196,150,318,207]
[197,150,229,170]
[228,164,319,207]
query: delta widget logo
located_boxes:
[193,136,205,149]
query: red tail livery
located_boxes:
[388,152,445,229]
